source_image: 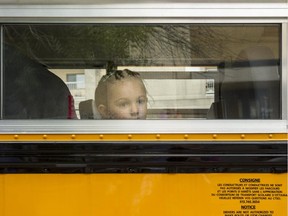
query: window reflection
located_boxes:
[3,24,281,119]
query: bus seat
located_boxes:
[208,46,280,119]
[79,99,100,119]
[4,45,77,119]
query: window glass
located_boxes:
[2,24,281,119]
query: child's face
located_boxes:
[104,78,147,119]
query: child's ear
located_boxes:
[97,104,108,118]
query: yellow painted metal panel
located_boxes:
[0,174,287,216]
[0,175,4,216]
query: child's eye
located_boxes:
[137,97,147,105]
[117,101,129,107]
[119,102,128,107]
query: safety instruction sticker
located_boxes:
[210,176,287,216]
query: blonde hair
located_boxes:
[94,69,146,107]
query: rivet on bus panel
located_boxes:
[156,134,161,139]
[212,134,217,139]
[184,134,189,139]
[14,134,19,139]
[71,134,76,139]
[241,134,245,139]
[99,134,104,139]
[268,134,273,139]
[128,134,132,139]
[43,134,47,139]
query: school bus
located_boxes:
[0,0,287,215]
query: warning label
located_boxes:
[211,178,287,216]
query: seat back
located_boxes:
[79,99,101,119]
[4,45,76,119]
[208,46,280,119]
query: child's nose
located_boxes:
[131,103,139,115]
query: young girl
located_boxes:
[94,69,147,119]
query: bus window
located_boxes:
[2,24,281,119]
